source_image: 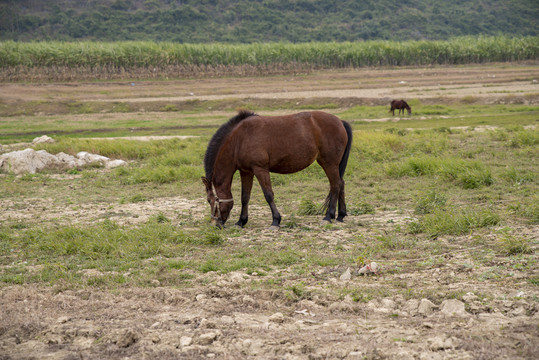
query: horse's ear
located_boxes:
[201,177,211,190]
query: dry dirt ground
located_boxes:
[1,64,538,360]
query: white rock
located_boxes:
[380,298,396,311]
[105,159,127,169]
[56,152,84,168]
[403,299,420,315]
[0,148,126,174]
[76,151,110,164]
[268,312,285,323]
[179,336,193,347]
[0,148,58,174]
[440,299,469,318]
[196,332,218,345]
[418,299,436,316]
[195,294,207,302]
[32,135,55,144]
[57,316,70,323]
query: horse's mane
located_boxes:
[204,110,257,181]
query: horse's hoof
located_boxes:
[269,225,280,231]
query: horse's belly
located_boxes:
[269,150,317,174]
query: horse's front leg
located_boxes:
[253,168,281,228]
[236,171,254,227]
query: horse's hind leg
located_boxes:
[253,168,281,228]
[236,171,254,227]
[320,164,342,222]
[336,180,347,222]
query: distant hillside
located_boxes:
[1,0,538,42]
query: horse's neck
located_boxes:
[212,143,236,194]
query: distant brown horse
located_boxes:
[202,110,353,228]
[390,99,412,116]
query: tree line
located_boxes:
[1,0,537,43]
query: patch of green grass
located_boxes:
[298,199,324,216]
[414,190,447,215]
[501,167,536,185]
[509,129,539,148]
[66,101,95,114]
[417,105,454,115]
[508,196,539,224]
[162,104,179,112]
[117,164,203,184]
[410,207,500,238]
[387,156,493,189]
[496,234,532,256]
[349,202,375,215]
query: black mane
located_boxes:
[204,110,257,181]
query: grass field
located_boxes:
[0,64,538,359]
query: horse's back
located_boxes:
[233,111,348,174]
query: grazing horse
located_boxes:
[202,110,353,228]
[390,99,412,116]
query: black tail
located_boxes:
[339,120,353,179]
[321,120,353,213]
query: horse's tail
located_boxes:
[339,120,353,179]
[321,120,353,213]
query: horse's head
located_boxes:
[407,108,412,115]
[202,177,234,227]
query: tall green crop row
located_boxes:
[0,36,537,69]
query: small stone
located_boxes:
[57,316,70,324]
[116,330,139,348]
[105,159,127,169]
[440,299,469,318]
[268,312,285,323]
[380,298,396,312]
[180,336,193,347]
[197,332,217,345]
[196,294,207,302]
[32,135,55,144]
[151,334,161,344]
[199,318,217,329]
[403,299,420,315]
[418,299,436,316]
[429,335,453,351]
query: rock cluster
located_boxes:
[0,136,126,175]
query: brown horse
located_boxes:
[390,99,412,116]
[202,110,353,228]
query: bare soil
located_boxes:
[1,64,538,359]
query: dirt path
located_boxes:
[90,81,538,103]
[1,64,538,103]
